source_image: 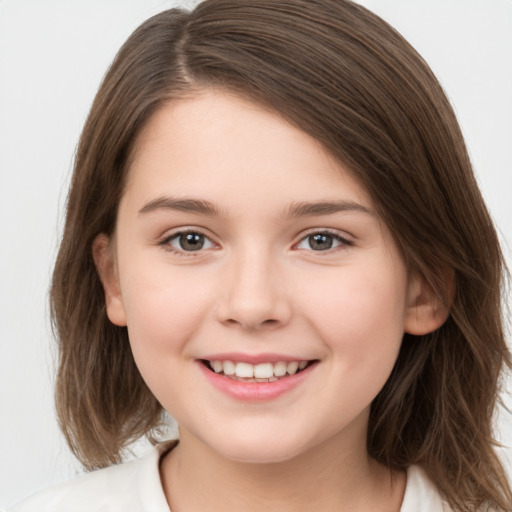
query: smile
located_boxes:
[203,359,313,382]
[198,357,319,401]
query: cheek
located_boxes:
[117,262,217,413]
[295,264,408,363]
[117,257,212,360]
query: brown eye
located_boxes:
[296,231,351,252]
[308,233,334,251]
[163,231,215,253]
[178,232,205,251]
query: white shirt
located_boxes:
[9,441,449,511]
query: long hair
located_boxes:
[50,1,511,510]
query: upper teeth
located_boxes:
[209,360,309,379]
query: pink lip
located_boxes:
[200,352,310,364]
[197,360,318,402]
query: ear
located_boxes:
[404,271,453,335]
[92,234,127,327]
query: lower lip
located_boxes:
[198,361,318,401]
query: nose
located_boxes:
[215,247,292,331]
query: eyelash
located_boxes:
[159,229,217,257]
[295,230,353,253]
[159,228,353,257]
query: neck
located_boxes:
[160,426,406,512]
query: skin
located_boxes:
[94,90,447,512]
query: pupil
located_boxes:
[180,233,204,251]
[310,233,333,250]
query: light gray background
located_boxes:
[1,0,511,508]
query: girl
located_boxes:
[9,1,511,511]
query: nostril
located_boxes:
[223,317,280,330]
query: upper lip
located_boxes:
[199,353,314,364]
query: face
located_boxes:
[95,90,439,464]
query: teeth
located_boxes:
[287,361,299,375]
[212,360,223,373]
[273,361,287,377]
[208,359,310,379]
[235,362,254,378]
[254,363,273,379]
[223,361,235,375]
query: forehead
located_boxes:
[124,90,374,215]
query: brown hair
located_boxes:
[51,1,511,510]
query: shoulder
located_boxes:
[400,465,451,512]
[9,441,176,512]
[10,459,141,512]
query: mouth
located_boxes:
[200,359,317,383]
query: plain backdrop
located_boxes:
[1,0,511,508]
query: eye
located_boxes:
[296,231,351,252]
[161,230,216,254]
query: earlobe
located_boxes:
[404,272,453,335]
[92,234,127,327]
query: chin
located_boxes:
[206,430,309,465]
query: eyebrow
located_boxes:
[282,200,375,218]
[138,196,375,218]
[138,197,224,217]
